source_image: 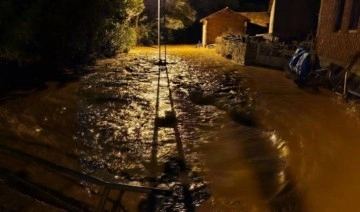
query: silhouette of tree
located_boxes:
[0,0,145,67]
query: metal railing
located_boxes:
[255,42,297,67]
[0,144,171,211]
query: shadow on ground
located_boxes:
[0,63,85,103]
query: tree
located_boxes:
[164,0,196,30]
[122,0,145,22]
[0,0,145,67]
[97,0,145,55]
[140,0,196,44]
[122,0,145,45]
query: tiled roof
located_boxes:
[200,7,269,28]
[200,7,249,22]
[238,12,270,27]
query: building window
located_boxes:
[334,0,346,31]
[349,0,360,30]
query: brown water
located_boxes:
[1,45,360,211]
[244,67,360,212]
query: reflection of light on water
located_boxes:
[156,128,178,160]
[277,170,286,186]
[77,50,245,207]
[267,130,290,159]
[270,132,277,143]
[265,131,291,191]
[346,104,360,122]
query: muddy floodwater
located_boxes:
[1,46,360,211]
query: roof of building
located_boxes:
[200,7,249,22]
[200,7,269,28]
[238,12,270,27]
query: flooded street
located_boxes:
[244,67,360,212]
[1,46,360,211]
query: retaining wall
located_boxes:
[215,37,257,66]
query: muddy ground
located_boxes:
[1,45,360,211]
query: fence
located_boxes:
[215,37,298,68]
[254,42,297,68]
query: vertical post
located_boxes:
[163,0,166,64]
[256,43,260,64]
[343,71,348,96]
[158,0,161,62]
[97,186,110,212]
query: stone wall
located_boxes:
[215,37,256,65]
[215,37,292,68]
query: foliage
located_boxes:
[165,0,196,30]
[0,0,144,67]
[123,0,145,22]
[117,23,137,53]
[140,0,196,44]
[141,0,268,44]
[137,17,158,45]
[95,21,137,57]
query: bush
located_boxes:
[118,24,137,53]
[137,23,157,46]
[0,0,142,67]
[96,22,136,57]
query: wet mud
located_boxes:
[1,46,360,211]
[75,47,299,211]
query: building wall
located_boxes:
[271,0,320,40]
[202,21,207,46]
[204,11,248,45]
[317,0,360,69]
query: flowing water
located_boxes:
[1,46,360,211]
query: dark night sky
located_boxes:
[143,0,271,43]
[144,0,270,18]
[173,0,271,43]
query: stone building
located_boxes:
[316,0,360,70]
[200,7,269,46]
